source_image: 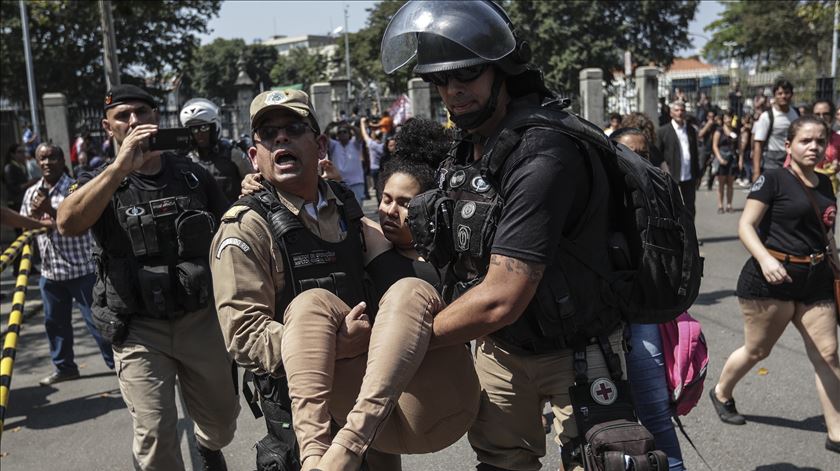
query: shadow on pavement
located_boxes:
[742,414,826,433]
[693,289,735,306]
[754,465,821,471]
[4,386,124,430]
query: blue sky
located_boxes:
[201,0,726,58]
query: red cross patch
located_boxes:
[590,377,617,405]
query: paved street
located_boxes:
[1,184,838,470]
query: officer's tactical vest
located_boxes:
[93,154,218,319]
[234,180,371,318]
[189,141,242,203]
[435,104,622,353]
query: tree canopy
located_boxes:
[338,0,410,97]
[337,0,697,97]
[702,0,836,74]
[503,0,698,94]
[0,0,221,106]
[270,47,329,91]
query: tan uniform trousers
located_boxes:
[468,330,626,471]
[280,277,480,464]
[113,305,241,471]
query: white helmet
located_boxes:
[179,98,221,138]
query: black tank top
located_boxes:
[366,248,442,301]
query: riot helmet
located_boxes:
[381,0,529,75]
[380,0,531,130]
[180,98,222,147]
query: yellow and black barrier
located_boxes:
[0,229,45,274]
[1,242,34,438]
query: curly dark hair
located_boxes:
[377,157,437,194]
[393,118,452,169]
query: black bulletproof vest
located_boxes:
[439,104,621,353]
[95,154,216,318]
[438,152,502,295]
[191,142,241,203]
[235,181,371,319]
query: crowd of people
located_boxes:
[1,1,839,470]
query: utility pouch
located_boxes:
[252,374,301,471]
[137,265,174,318]
[569,343,668,471]
[582,420,668,471]
[95,254,141,314]
[407,189,454,268]
[91,303,131,345]
[125,214,147,258]
[176,210,216,259]
[533,268,577,338]
[298,272,349,300]
[176,259,210,312]
[140,214,160,255]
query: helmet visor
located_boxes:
[380,0,516,74]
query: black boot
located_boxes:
[196,442,228,471]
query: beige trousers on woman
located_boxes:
[280,277,480,463]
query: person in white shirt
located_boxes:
[325,121,366,204]
[752,78,798,180]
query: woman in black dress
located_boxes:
[709,116,840,454]
[713,110,738,213]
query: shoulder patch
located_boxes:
[222,205,250,222]
[216,237,251,259]
[68,182,79,194]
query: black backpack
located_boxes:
[488,101,703,324]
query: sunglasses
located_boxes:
[254,121,316,142]
[418,64,488,86]
[189,124,213,134]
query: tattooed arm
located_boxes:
[429,254,545,349]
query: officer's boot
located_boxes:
[196,442,228,471]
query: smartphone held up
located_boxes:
[148,128,192,151]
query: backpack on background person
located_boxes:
[658,311,712,469]
[659,311,709,417]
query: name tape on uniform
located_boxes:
[216,237,251,259]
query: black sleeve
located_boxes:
[746,170,778,204]
[491,130,588,264]
[194,164,231,218]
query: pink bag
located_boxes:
[658,311,709,416]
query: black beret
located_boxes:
[104,84,157,111]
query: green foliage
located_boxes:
[183,38,249,105]
[503,0,698,94]
[337,0,411,96]
[269,47,329,91]
[343,0,696,96]
[0,0,221,106]
[703,0,835,74]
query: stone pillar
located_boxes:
[329,77,350,123]
[579,68,604,126]
[408,78,431,119]
[310,82,332,133]
[635,66,660,130]
[42,93,71,171]
[234,69,255,137]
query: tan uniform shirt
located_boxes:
[210,179,348,376]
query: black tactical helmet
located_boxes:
[381,0,530,77]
